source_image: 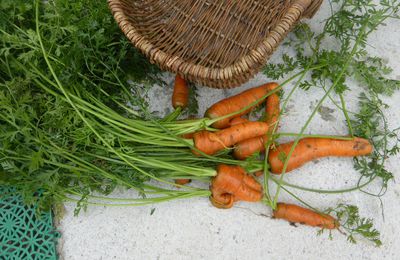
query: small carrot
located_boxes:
[193,121,269,155]
[254,170,263,177]
[205,82,279,129]
[172,74,189,109]
[210,164,263,209]
[268,137,373,173]
[181,132,195,139]
[233,84,280,159]
[273,203,338,229]
[175,179,191,185]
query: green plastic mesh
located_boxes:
[0,186,59,260]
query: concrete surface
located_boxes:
[58,2,400,259]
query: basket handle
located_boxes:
[296,0,323,18]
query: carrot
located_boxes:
[175,179,191,185]
[210,164,263,209]
[233,136,266,160]
[268,137,373,173]
[210,193,234,209]
[254,171,263,177]
[172,74,189,109]
[233,84,280,159]
[264,89,280,128]
[273,203,338,229]
[205,82,279,129]
[181,132,195,139]
[229,117,249,126]
[193,121,269,155]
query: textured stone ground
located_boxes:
[58,2,400,259]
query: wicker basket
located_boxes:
[108,0,322,88]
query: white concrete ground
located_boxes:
[58,2,400,259]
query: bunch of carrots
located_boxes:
[171,74,372,231]
[0,2,383,246]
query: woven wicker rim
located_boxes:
[109,0,322,88]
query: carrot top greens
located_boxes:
[263,0,400,246]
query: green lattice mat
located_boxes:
[0,186,59,260]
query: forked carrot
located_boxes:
[268,137,373,173]
[205,82,279,129]
[172,74,189,109]
[210,164,263,209]
[193,121,269,155]
[233,84,280,159]
[273,203,338,229]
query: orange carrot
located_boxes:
[233,136,266,159]
[172,74,189,109]
[233,84,280,159]
[210,193,234,209]
[268,137,373,173]
[193,121,269,155]
[273,203,338,229]
[254,171,263,177]
[205,82,279,129]
[264,89,280,128]
[210,164,263,209]
[229,117,249,126]
[181,132,195,139]
[175,179,191,185]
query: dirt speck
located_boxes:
[318,106,336,122]
[285,104,295,114]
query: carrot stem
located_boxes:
[35,4,196,188]
[162,107,182,122]
[262,65,310,207]
[339,93,354,137]
[269,175,378,194]
[276,133,354,140]
[57,189,211,207]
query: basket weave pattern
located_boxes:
[109,0,322,88]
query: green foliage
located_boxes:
[265,0,400,96]
[352,93,398,195]
[352,57,400,96]
[327,204,382,247]
[0,0,160,102]
[263,0,400,244]
[0,0,162,210]
[265,0,400,190]
[186,83,199,116]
